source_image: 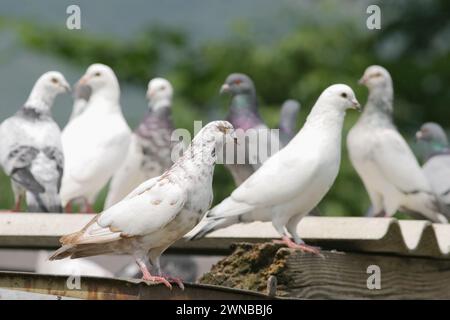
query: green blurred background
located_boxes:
[0,0,448,215]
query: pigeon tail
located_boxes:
[26,191,63,213]
[188,216,239,241]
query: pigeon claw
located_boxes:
[273,237,325,259]
[142,275,173,290]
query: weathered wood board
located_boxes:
[199,242,450,299]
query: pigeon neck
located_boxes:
[24,90,55,115]
[423,142,450,162]
[228,93,263,130]
[135,106,173,139]
[170,132,216,186]
[230,92,258,112]
[361,85,394,121]
[88,89,121,113]
[148,98,171,112]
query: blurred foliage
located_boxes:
[0,0,449,216]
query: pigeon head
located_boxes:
[146,78,173,107]
[26,71,70,108]
[416,122,448,146]
[220,73,255,96]
[78,64,120,99]
[201,121,236,145]
[318,84,360,112]
[34,71,70,95]
[359,65,392,91]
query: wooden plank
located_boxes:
[199,243,450,299]
[0,214,450,258]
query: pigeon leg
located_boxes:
[136,259,172,289]
[64,201,73,213]
[273,236,324,258]
[83,198,95,213]
[148,252,185,290]
[12,194,23,212]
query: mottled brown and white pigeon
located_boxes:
[105,78,178,208]
[190,85,360,252]
[347,65,447,223]
[0,71,70,212]
[50,121,235,289]
[416,122,450,219]
[60,64,131,212]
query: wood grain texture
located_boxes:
[199,242,450,299]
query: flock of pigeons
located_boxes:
[0,62,449,289]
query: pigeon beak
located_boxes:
[78,75,90,86]
[62,82,71,93]
[358,76,367,85]
[416,131,423,141]
[351,99,361,112]
[220,83,231,95]
[146,89,154,100]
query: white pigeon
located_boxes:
[50,121,236,289]
[0,71,70,212]
[68,82,91,122]
[347,65,447,223]
[105,78,178,208]
[190,84,360,253]
[60,64,131,212]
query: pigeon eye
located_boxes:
[94,72,101,77]
[233,79,242,85]
[160,86,165,91]
[51,78,59,84]
[341,92,348,98]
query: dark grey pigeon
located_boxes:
[279,99,300,148]
[220,73,280,186]
[416,122,450,219]
[0,71,70,212]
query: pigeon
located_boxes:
[60,64,132,212]
[0,71,70,212]
[220,73,281,186]
[189,84,360,252]
[279,99,301,148]
[347,65,447,223]
[50,121,236,289]
[68,82,91,122]
[104,78,177,208]
[416,122,450,218]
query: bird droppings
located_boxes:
[199,242,292,294]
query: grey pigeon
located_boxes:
[416,122,450,218]
[221,73,280,186]
[50,121,236,289]
[347,65,447,223]
[189,84,360,247]
[105,78,178,208]
[279,99,300,148]
[0,71,70,212]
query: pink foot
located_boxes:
[137,261,173,290]
[273,236,324,258]
[142,274,173,290]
